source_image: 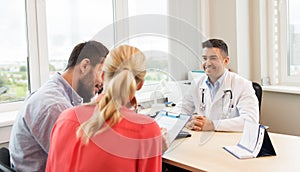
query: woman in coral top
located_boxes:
[46,45,163,172]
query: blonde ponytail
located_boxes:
[77,45,146,144]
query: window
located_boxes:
[46,0,114,77]
[0,0,201,113]
[127,0,169,85]
[269,0,300,86]
[1,0,115,112]
[287,0,300,78]
[0,0,28,105]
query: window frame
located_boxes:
[1,0,118,112]
[0,0,45,111]
[277,0,300,85]
[26,0,50,92]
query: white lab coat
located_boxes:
[176,70,259,131]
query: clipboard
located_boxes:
[154,110,191,144]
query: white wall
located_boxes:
[168,0,202,80]
[205,0,255,80]
[0,125,11,147]
[261,92,300,136]
[207,0,239,74]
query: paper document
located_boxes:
[154,110,191,144]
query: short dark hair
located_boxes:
[65,40,109,70]
[202,39,228,57]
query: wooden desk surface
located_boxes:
[163,131,300,172]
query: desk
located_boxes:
[163,131,300,172]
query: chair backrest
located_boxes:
[252,82,262,113]
[0,147,15,172]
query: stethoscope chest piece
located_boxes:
[200,88,206,111]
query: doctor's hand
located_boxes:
[185,115,205,131]
[185,115,215,131]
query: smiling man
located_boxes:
[176,38,259,132]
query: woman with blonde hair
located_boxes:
[46,45,163,172]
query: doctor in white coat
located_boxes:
[176,39,259,131]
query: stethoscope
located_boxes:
[199,88,234,118]
[200,88,206,111]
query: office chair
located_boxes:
[0,147,15,172]
[252,82,262,113]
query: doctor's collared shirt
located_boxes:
[9,72,82,172]
[205,70,226,100]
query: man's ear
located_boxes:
[79,58,91,74]
[224,56,230,65]
[136,80,144,91]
